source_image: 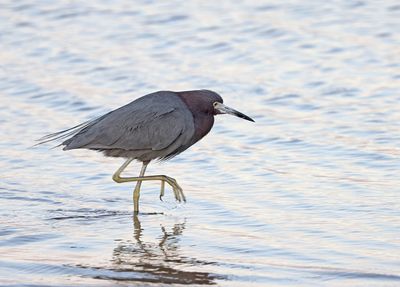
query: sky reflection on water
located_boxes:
[0,0,399,286]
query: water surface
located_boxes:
[1,0,399,286]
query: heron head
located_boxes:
[177,90,255,122]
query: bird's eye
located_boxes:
[213,102,218,107]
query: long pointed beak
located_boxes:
[214,102,255,122]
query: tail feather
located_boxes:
[37,121,91,142]
[35,111,111,149]
[35,116,103,148]
[34,121,92,147]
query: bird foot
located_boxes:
[159,176,186,203]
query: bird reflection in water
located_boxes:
[110,215,223,285]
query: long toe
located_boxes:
[175,186,186,203]
[170,178,185,203]
[159,180,165,201]
[161,176,185,203]
[172,185,186,203]
[172,186,182,202]
[180,189,186,202]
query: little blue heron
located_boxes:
[39,90,254,213]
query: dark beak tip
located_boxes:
[228,108,255,122]
[241,114,255,122]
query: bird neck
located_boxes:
[177,92,215,143]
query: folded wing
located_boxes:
[63,94,193,153]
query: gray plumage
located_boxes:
[40,90,247,162]
[38,89,254,213]
[63,91,195,161]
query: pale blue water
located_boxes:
[1,1,399,286]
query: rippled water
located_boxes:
[1,0,399,286]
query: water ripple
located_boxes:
[1,0,399,286]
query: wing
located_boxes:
[62,92,193,152]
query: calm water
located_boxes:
[1,0,399,286]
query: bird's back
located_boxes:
[61,91,195,161]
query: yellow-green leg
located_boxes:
[112,158,185,213]
[132,161,148,213]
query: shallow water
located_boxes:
[1,0,399,286]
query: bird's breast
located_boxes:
[191,113,214,144]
